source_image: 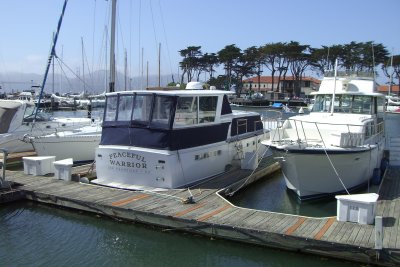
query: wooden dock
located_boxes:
[2,162,400,266]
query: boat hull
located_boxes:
[32,134,100,163]
[0,118,93,153]
[0,134,35,153]
[94,134,266,190]
[273,143,384,200]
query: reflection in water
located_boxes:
[228,171,338,217]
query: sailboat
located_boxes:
[3,0,95,154]
[0,99,93,153]
[26,0,102,162]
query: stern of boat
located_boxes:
[94,145,185,189]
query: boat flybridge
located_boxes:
[93,82,268,190]
[262,71,386,200]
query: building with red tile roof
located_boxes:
[378,85,400,95]
[242,76,320,97]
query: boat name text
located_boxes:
[108,152,147,169]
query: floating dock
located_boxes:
[1,160,400,266]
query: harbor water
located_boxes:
[0,107,363,266]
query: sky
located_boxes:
[0,0,399,89]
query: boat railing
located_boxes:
[324,70,374,79]
[262,111,283,130]
[271,118,384,148]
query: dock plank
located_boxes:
[237,212,272,229]
[346,224,362,245]
[303,218,327,238]
[353,225,367,246]
[257,213,286,232]
[325,221,345,242]
[274,215,300,234]
[295,218,319,237]
[339,222,357,244]
[360,226,374,248]
[314,217,336,240]
[385,200,398,248]
[196,204,231,222]
[284,217,306,235]
[219,209,258,227]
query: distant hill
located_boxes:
[0,70,178,94]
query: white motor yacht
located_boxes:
[262,71,386,200]
[92,82,268,190]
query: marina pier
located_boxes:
[1,161,400,266]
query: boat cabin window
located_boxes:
[23,104,35,118]
[199,96,217,123]
[117,95,134,121]
[312,94,373,114]
[312,95,332,112]
[132,95,152,123]
[174,96,198,126]
[352,96,372,114]
[173,95,218,127]
[23,104,50,122]
[105,95,118,121]
[151,95,174,128]
[377,97,385,114]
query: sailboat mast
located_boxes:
[109,0,117,93]
[330,59,338,115]
[124,49,127,91]
[33,0,68,118]
[389,55,393,96]
[52,33,55,94]
[147,61,149,88]
[81,37,85,95]
[158,43,161,87]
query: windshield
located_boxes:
[103,93,175,129]
[312,94,373,114]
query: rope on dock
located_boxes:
[377,164,389,195]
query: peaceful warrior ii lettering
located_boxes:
[108,152,147,169]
